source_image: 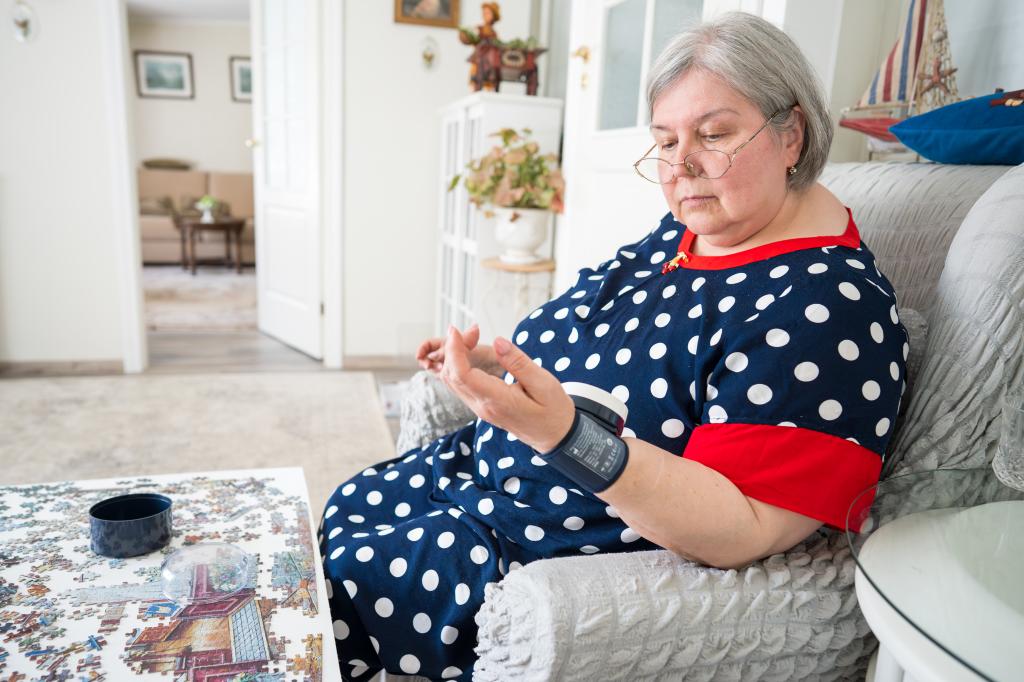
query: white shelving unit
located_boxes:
[436,92,564,342]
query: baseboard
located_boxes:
[342,355,419,371]
[0,360,123,378]
[142,261,256,267]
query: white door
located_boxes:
[251,0,323,358]
[556,0,706,293]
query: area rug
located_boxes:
[144,266,257,332]
[0,371,397,512]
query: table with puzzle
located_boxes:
[0,467,342,681]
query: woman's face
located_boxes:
[650,69,803,246]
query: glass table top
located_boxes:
[846,468,1024,681]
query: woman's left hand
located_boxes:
[440,325,575,453]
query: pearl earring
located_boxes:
[788,165,798,176]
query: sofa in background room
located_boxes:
[137,168,255,266]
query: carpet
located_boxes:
[144,266,257,332]
[0,372,397,513]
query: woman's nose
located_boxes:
[669,156,700,181]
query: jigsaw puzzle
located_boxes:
[0,468,337,680]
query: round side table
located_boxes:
[846,469,1024,682]
[480,257,555,324]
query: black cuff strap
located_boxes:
[537,409,629,493]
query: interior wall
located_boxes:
[829,0,898,163]
[945,0,1023,98]
[342,0,534,358]
[128,19,252,172]
[0,0,124,363]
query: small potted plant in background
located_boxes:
[451,128,565,264]
[195,195,220,223]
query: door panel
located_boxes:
[251,0,323,358]
[557,0,705,294]
[598,0,647,130]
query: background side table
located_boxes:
[179,216,246,275]
[478,257,555,342]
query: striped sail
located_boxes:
[857,0,928,109]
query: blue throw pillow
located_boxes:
[890,90,1024,165]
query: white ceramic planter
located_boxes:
[493,207,551,264]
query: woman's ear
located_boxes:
[784,105,806,167]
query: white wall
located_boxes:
[0,0,124,363]
[342,0,534,358]
[946,0,1024,98]
[830,0,900,162]
[128,19,252,172]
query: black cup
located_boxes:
[89,493,173,558]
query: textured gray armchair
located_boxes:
[394,162,1024,681]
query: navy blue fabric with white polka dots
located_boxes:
[320,209,908,681]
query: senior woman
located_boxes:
[321,11,908,682]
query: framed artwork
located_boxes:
[134,50,194,100]
[394,0,460,28]
[230,56,252,102]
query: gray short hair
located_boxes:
[647,12,832,192]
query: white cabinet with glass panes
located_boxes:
[436,92,564,342]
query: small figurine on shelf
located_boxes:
[458,2,547,96]
[458,3,501,92]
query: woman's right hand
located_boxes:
[416,323,502,376]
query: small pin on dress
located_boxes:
[661,251,690,274]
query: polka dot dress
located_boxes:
[320,207,908,680]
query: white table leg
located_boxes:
[874,641,905,682]
[515,271,529,321]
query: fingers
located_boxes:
[417,336,453,374]
[441,327,507,410]
[441,326,473,381]
[463,322,480,350]
[442,330,572,449]
[493,336,563,402]
[415,338,441,360]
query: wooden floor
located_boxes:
[146,331,324,374]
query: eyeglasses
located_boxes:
[633,108,790,183]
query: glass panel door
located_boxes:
[598,0,646,130]
[597,0,705,131]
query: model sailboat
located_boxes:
[839,0,959,151]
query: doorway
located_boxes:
[108,0,345,373]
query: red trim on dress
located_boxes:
[682,422,881,531]
[671,206,860,271]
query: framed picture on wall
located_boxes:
[230,56,252,102]
[394,0,460,28]
[134,50,194,99]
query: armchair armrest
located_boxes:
[395,371,476,454]
[474,532,874,681]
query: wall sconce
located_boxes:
[421,36,438,69]
[12,2,36,43]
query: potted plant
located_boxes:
[195,195,220,223]
[451,128,565,264]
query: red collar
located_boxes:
[666,207,860,271]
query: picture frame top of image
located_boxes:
[395,0,460,28]
[135,50,194,100]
